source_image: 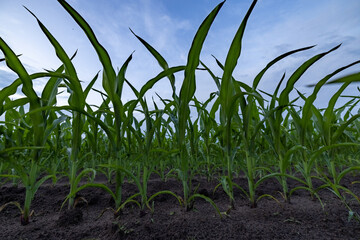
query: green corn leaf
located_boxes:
[270,72,286,110]
[43,114,68,145]
[212,55,253,93]
[0,37,44,150]
[307,72,360,86]
[278,44,341,109]
[216,0,257,155]
[58,0,126,152]
[58,0,117,100]
[309,142,360,167]
[124,79,139,98]
[329,72,360,84]
[41,67,64,108]
[200,61,220,90]
[27,6,86,170]
[139,66,185,98]
[273,44,341,149]
[220,0,257,116]
[84,71,100,99]
[0,70,73,113]
[2,98,29,113]
[42,52,77,107]
[253,45,315,90]
[0,79,22,105]
[0,39,39,107]
[116,52,134,99]
[323,81,352,145]
[178,0,225,146]
[332,113,360,143]
[130,28,176,89]
[26,7,85,108]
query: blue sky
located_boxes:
[0,0,359,110]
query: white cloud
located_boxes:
[8,93,25,100]
[0,66,15,75]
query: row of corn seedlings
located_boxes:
[0,0,359,225]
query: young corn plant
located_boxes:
[0,38,68,225]
[192,95,218,180]
[207,0,258,208]
[175,1,224,213]
[121,80,182,212]
[25,8,103,209]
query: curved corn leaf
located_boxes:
[25,7,85,108]
[253,45,315,90]
[57,0,116,100]
[220,0,257,117]
[278,44,341,109]
[116,52,133,99]
[0,37,44,151]
[84,71,99,99]
[178,0,225,146]
[139,66,185,98]
[130,28,176,93]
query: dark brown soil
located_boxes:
[0,174,359,239]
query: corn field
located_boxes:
[0,0,359,230]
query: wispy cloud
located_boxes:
[0,69,17,89]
